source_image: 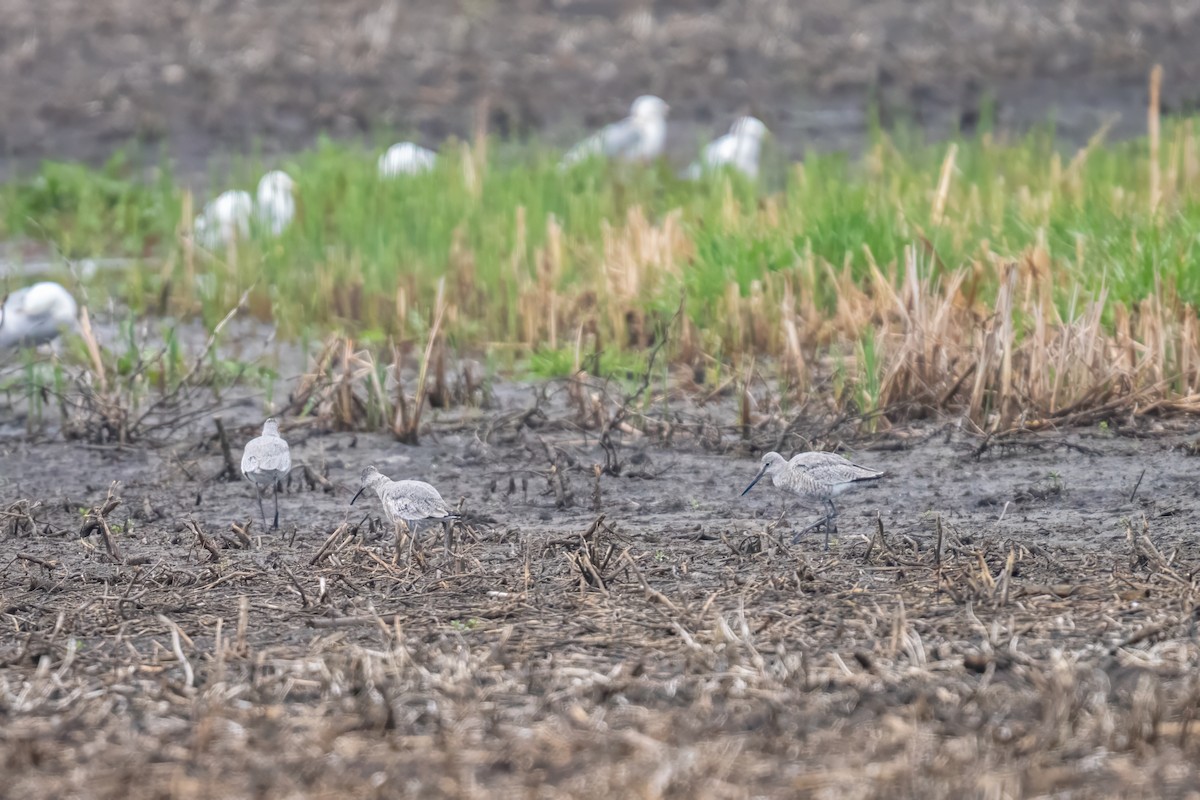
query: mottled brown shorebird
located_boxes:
[742,451,884,549]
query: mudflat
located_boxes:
[3,378,1199,797]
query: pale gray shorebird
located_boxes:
[350,465,459,541]
[241,418,291,530]
[741,451,884,549]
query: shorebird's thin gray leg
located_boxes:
[791,514,826,545]
[823,499,839,551]
[407,520,419,560]
[390,518,405,564]
[255,486,268,530]
[272,482,280,530]
[443,519,454,557]
[790,501,840,549]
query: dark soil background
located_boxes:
[2,0,1199,178]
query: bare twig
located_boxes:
[184,519,221,562]
[214,417,241,481]
[1129,468,1146,503]
[78,483,123,562]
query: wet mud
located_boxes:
[4,382,1200,797]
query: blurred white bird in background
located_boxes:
[193,189,252,249]
[684,116,769,180]
[193,170,297,248]
[561,95,669,168]
[378,142,438,177]
[0,281,79,349]
[254,170,297,236]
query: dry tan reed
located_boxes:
[453,197,1200,429]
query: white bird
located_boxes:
[351,465,458,537]
[561,95,670,168]
[741,451,884,549]
[378,142,438,177]
[254,170,297,237]
[684,116,769,180]
[193,189,252,249]
[193,171,297,249]
[0,281,78,349]
[241,417,292,530]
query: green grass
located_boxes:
[4,121,1200,380]
[2,151,180,256]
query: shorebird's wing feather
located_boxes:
[385,480,453,520]
[241,435,291,476]
[789,451,883,482]
[788,451,849,468]
[808,462,883,485]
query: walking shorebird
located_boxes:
[350,466,459,548]
[240,417,291,530]
[741,451,884,549]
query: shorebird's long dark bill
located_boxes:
[741,464,768,496]
[350,486,367,505]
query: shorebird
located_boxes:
[240,418,291,530]
[378,142,438,177]
[560,95,669,168]
[0,281,78,349]
[741,451,884,549]
[684,116,769,180]
[350,465,458,542]
[194,170,297,248]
